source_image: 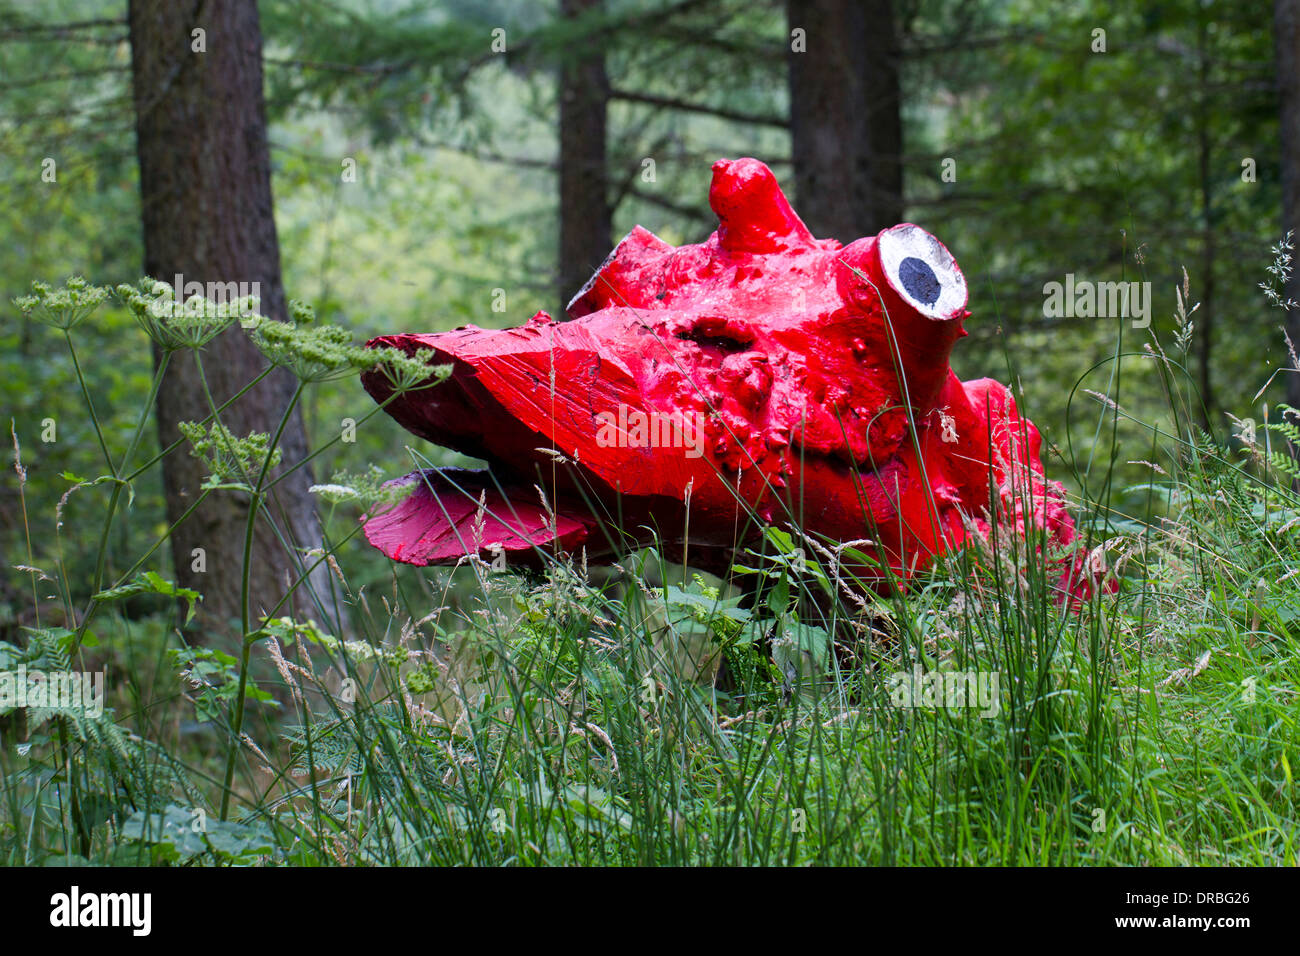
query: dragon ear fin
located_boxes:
[567,225,674,319]
[709,157,814,254]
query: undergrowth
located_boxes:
[1,252,1297,866]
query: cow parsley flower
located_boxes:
[117,278,248,350]
[178,420,282,488]
[15,276,110,331]
[370,346,449,394]
[246,302,373,383]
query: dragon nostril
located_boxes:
[898,256,940,306]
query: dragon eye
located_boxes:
[876,224,967,320]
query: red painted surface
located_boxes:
[361,158,1098,598]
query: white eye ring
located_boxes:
[877,224,967,320]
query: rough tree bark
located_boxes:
[787,0,903,240]
[1277,0,1300,412]
[1194,12,1218,427]
[128,0,327,634]
[558,0,612,312]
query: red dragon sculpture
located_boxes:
[360,157,1090,597]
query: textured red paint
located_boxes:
[361,158,1096,598]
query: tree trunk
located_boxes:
[558,0,611,314]
[787,0,903,241]
[1196,13,1217,427]
[128,0,327,635]
[1277,0,1300,412]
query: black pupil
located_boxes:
[898,256,941,306]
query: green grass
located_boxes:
[1,271,1298,867]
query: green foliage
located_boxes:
[0,625,74,677]
[169,644,276,725]
[1260,404,1300,484]
[121,805,274,865]
[94,571,202,626]
[658,578,751,646]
